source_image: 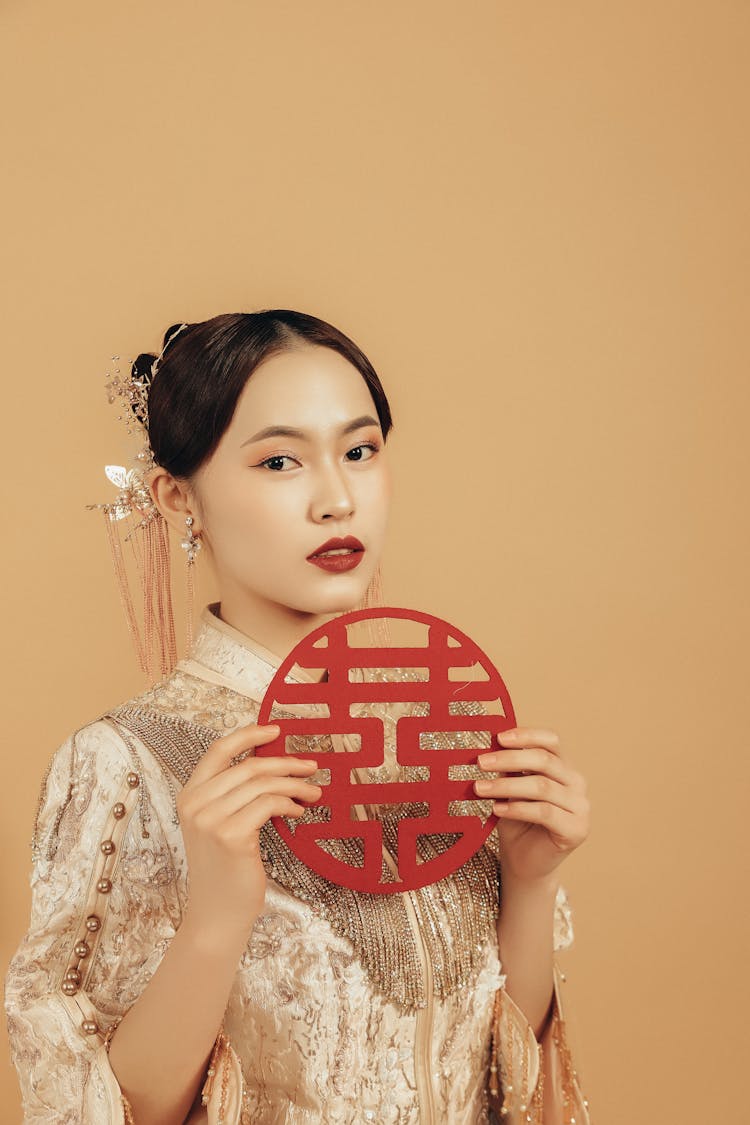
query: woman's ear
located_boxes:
[147,466,201,538]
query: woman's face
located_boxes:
[190,344,392,625]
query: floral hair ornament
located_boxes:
[85,323,192,682]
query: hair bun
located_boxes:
[163,322,190,351]
[131,352,157,384]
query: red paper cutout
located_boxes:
[256,606,515,894]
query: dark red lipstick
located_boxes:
[307,535,365,573]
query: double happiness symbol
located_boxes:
[256,606,516,894]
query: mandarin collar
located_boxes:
[180,601,318,703]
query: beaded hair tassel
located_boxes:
[96,497,178,682]
[86,326,190,682]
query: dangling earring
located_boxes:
[359,562,392,647]
[179,515,202,653]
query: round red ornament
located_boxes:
[255,606,515,894]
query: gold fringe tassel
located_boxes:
[100,508,178,682]
[356,562,392,648]
[488,980,586,1124]
[185,549,196,655]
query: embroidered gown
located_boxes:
[4,603,592,1124]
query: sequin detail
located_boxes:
[105,698,502,1010]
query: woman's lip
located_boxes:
[308,535,364,557]
[307,549,365,572]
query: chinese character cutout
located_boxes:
[256,606,516,894]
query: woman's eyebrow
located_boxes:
[241,414,379,446]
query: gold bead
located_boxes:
[97,878,112,894]
[112,802,126,818]
[86,915,101,932]
[82,1019,99,1034]
[126,772,140,788]
[74,941,90,958]
[100,839,115,855]
[65,969,81,983]
[62,980,78,995]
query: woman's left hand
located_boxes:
[474,727,591,884]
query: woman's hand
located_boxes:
[473,727,590,884]
[176,722,322,941]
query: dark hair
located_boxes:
[130,310,394,479]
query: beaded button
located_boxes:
[62,980,78,995]
[112,802,126,818]
[82,1020,99,1035]
[85,915,101,932]
[74,941,90,958]
[126,772,140,788]
[96,878,113,894]
[100,840,115,855]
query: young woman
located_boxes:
[5,310,592,1124]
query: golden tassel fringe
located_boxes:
[488,979,586,1123]
[100,509,179,682]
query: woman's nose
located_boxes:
[311,464,355,521]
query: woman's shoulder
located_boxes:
[29,713,152,868]
[85,661,257,792]
[101,658,259,734]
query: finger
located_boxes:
[492,797,578,838]
[476,747,570,784]
[183,754,321,810]
[196,774,324,824]
[496,728,563,756]
[476,774,579,814]
[189,724,294,786]
[224,793,315,837]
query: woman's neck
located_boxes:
[213,596,333,681]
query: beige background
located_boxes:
[2,1,748,1120]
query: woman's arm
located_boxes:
[496,869,559,1039]
[477,724,592,1122]
[106,909,252,1125]
[6,716,319,1125]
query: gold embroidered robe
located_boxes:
[5,603,591,1123]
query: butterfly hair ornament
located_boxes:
[85,323,193,682]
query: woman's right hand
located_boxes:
[176,722,322,941]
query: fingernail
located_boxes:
[477,753,494,768]
[497,729,518,743]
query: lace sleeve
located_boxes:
[3,719,185,1122]
[488,885,593,1124]
[443,698,593,1122]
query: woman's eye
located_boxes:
[259,454,296,472]
[345,442,379,462]
[259,443,379,472]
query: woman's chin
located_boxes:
[320,586,376,616]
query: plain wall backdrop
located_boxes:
[2,2,748,1121]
